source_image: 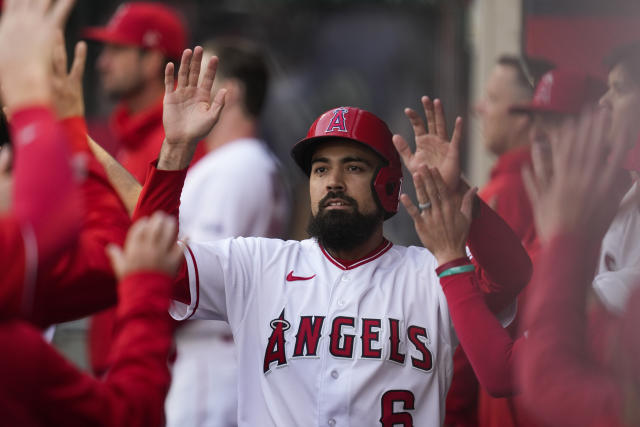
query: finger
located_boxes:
[208,88,227,119]
[586,110,610,173]
[147,211,169,244]
[69,41,87,81]
[125,216,149,249]
[52,30,67,76]
[177,49,192,88]
[551,116,575,173]
[531,140,552,191]
[573,107,595,168]
[450,117,463,151]
[431,168,454,218]
[105,243,125,278]
[188,46,204,87]
[421,96,436,135]
[48,0,76,29]
[0,145,11,173]
[400,193,421,222]
[164,62,175,94]
[422,167,443,213]
[200,55,219,94]
[433,99,449,140]
[460,187,478,222]
[405,107,428,137]
[412,169,429,207]
[521,165,539,207]
[166,242,186,274]
[157,214,178,251]
[392,134,413,167]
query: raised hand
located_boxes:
[51,30,87,119]
[393,96,464,191]
[0,0,76,110]
[159,46,226,170]
[106,211,184,280]
[163,46,226,144]
[522,108,630,244]
[401,165,477,265]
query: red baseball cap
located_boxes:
[83,2,187,61]
[510,69,606,115]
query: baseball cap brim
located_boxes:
[83,27,140,48]
[509,103,575,115]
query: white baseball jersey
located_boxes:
[165,138,289,427]
[594,181,640,314]
[172,237,458,427]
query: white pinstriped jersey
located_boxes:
[172,237,458,427]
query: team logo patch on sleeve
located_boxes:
[326,108,349,133]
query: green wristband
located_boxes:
[438,264,475,278]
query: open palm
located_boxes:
[393,96,463,191]
[163,46,226,147]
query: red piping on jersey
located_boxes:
[184,244,200,320]
[320,239,393,270]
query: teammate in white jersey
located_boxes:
[166,39,289,427]
[136,47,531,426]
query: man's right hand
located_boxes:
[159,46,226,170]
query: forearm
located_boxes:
[520,233,624,427]
[467,197,532,311]
[11,106,80,264]
[87,135,141,217]
[440,268,521,397]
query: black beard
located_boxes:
[307,192,382,252]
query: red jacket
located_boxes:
[520,233,640,427]
[0,272,173,427]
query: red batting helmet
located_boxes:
[291,107,403,219]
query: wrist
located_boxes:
[434,250,468,266]
[157,139,196,171]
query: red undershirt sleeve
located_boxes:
[467,197,533,313]
[439,268,523,397]
[133,162,190,304]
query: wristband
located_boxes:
[436,257,471,274]
[438,264,475,278]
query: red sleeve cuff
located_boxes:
[132,162,187,222]
[61,116,90,154]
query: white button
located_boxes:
[328,419,336,426]
[337,299,346,307]
[331,370,339,379]
[341,276,350,282]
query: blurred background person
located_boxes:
[83,1,188,378]
[84,1,187,183]
[164,38,290,427]
[446,54,535,427]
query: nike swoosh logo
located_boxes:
[286,271,316,282]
